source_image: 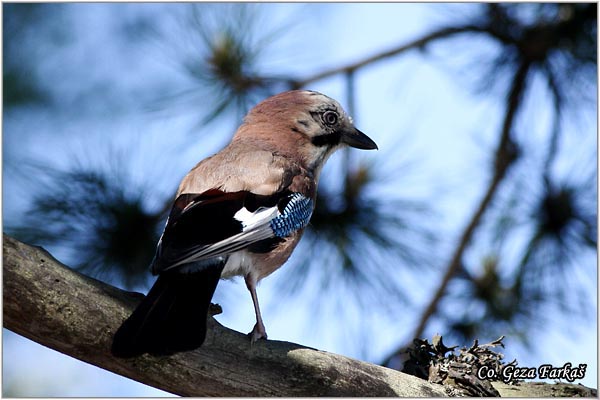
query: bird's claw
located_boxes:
[248,322,268,344]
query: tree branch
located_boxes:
[4,234,596,397]
[2,234,448,397]
[411,61,530,338]
[382,61,531,367]
[290,25,485,88]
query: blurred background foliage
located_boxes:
[3,2,597,396]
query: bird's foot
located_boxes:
[248,322,268,344]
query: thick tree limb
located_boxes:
[2,234,448,397]
[4,235,596,397]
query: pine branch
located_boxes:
[382,61,531,367]
[290,25,485,88]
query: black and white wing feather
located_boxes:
[151,189,313,274]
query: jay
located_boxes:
[111,90,377,357]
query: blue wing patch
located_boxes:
[270,193,314,238]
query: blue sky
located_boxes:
[3,3,597,396]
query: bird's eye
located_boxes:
[322,111,339,126]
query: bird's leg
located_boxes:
[244,275,267,343]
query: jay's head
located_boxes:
[234,90,377,172]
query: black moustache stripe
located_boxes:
[311,131,341,147]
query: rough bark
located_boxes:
[491,382,597,398]
[2,234,447,397]
[3,234,596,397]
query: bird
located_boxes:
[111,90,378,357]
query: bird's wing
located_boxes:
[151,189,314,275]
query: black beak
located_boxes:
[341,127,378,150]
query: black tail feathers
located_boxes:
[111,266,223,358]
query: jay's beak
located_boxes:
[341,127,378,150]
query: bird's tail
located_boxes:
[111,266,223,357]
